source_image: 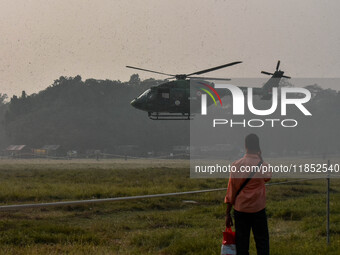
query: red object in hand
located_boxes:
[223,227,235,245]
[221,228,236,255]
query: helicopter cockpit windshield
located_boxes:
[137,88,157,101]
[137,89,151,99]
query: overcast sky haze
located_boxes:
[0,0,339,97]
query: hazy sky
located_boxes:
[1,0,339,96]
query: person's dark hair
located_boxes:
[245,133,260,152]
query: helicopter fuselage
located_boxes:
[130,76,282,116]
[128,60,288,120]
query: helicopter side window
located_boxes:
[162,92,169,99]
[158,89,170,100]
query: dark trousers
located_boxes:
[234,208,269,255]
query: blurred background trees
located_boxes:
[0,76,339,157]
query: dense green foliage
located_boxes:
[0,76,339,156]
[3,76,189,153]
[0,93,8,146]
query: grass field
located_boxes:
[0,159,339,254]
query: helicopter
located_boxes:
[128,60,290,120]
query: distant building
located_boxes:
[114,145,139,155]
[67,150,78,158]
[4,145,31,157]
[199,144,234,152]
[86,149,102,158]
[173,145,190,153]
[41,145,63,157]
[32,148,47,156]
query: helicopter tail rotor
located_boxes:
[261,71,274,76]
[261,60,290,79]
[276,60,280,71]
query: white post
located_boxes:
[327,159,330,245]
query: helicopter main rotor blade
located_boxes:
[282,75,291,79]
[190,77,231,81]
[276,60,280,71]
[186,61,242,76]
[126,66,175,77]
[261,71,274,76]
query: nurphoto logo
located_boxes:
[199,83,312,128]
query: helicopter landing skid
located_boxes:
[148,112,193,120]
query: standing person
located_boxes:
[225,133,271,255]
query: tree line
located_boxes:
[0,76,339,157]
